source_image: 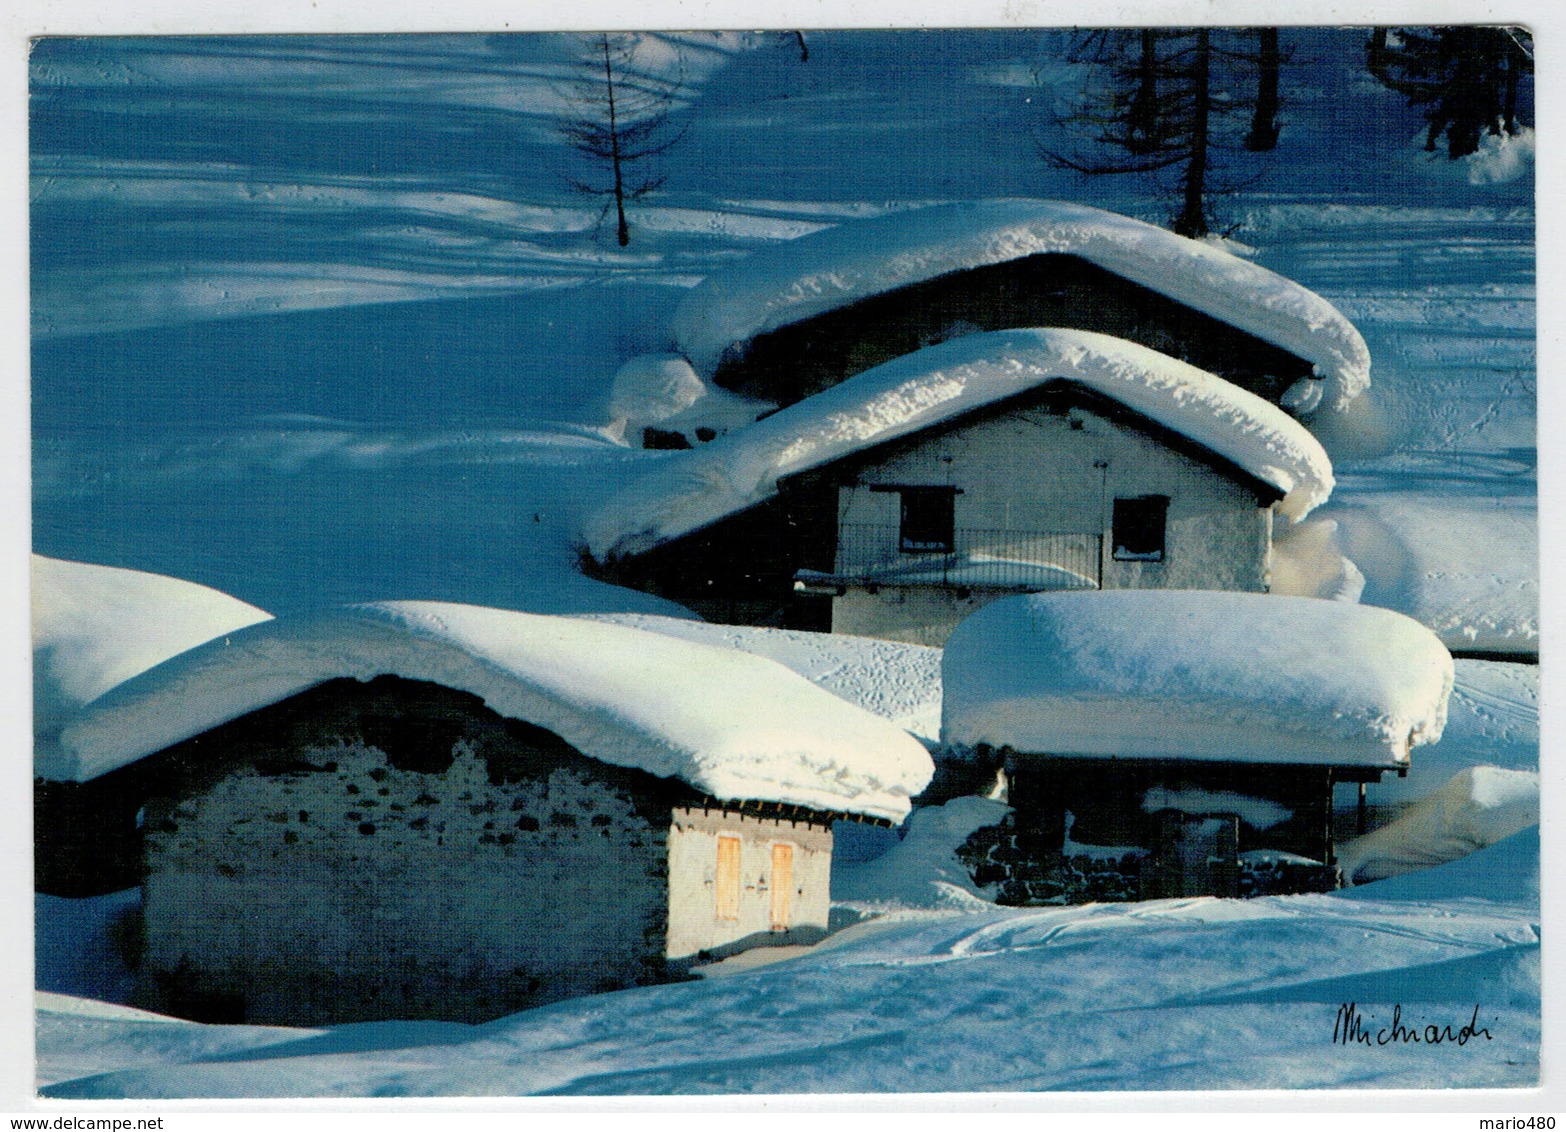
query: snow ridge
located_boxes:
[586,327,1335,560]
[672,199,1372,413]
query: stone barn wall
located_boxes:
[134,677,685,1026]
[828,390,1274,645]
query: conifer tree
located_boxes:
[1369,27,1533,159]
[558,33,683,247]
[1048,27,1275,238]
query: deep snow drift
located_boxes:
[671,199,1373,414]
[942,590,1454,767]
[586,327,1336,560]
[42,600,934,822]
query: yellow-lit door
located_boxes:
[770,842,794,931]
[716,835,741,921]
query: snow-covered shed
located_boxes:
[36,600,932,1025]
[670,199,1370,425]
[942,591,1454,902]
[586,328,1334,645]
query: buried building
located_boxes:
[585,328,1335,645]
[35,601,932,1026]
[939,590,1455,903]
[635,198,1370,449]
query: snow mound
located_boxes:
[1337,766,1539,884]
[32,556,272,739]
[672,199,1372,413]
[586,328,1335,560]
[1321,489,1538,656]
[1269,517,1366,602]
[44,601,934,822]
[942,591,1454,768]
[1342,824,1537,905]
[1411,127,1534,186]
[605,353,773,445]
[831,796,1008,909]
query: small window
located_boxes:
[897,487,956,553]
[715,835,741,921]
[1113,495,1169,562]
[770,842,795,931]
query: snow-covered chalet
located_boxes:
[648,199,1370,448]
[942,591,1455,902]
[586,327,1336,645]
[35,592,932,1026]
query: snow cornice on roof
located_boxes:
[42,602,934,823]
[672,199,1372,414]
[584,328,1335,561]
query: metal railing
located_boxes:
[829,524,1102,591]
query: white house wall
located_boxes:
[665,806,833,963]
[831,404,1271,644]
[138,742,671,1025]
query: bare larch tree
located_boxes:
[559,33,683,247]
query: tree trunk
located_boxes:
[601,36,631,246]
[1502,42,1521,134]
[1126,30,1160,154]
[1244,28,1282,151]
[1175,30,1212,238]
[1366,27,1389,79]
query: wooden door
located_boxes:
[716,835,741,921]
[770,842,794,931]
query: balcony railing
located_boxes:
[809,524,1102,591]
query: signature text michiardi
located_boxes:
[1333,1002,1495,1047]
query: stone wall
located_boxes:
[135,678,680,1026]
[830,397,1272,644]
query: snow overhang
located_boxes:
[41,602,934,823]
[672,199,1372,414]
[942,591,1456,769]
[584,328,1335,562]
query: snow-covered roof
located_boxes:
[941,591,1454,769]
[585,328,1335,560]
[42,600,933,823]
[672,199,1372,413]
[32,555,273,739]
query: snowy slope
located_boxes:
[37,827,1538,1094]
[44,601,933,820]
[673,199,1373,413]
[1319,476,1538,655]
[586,327,1336,560]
